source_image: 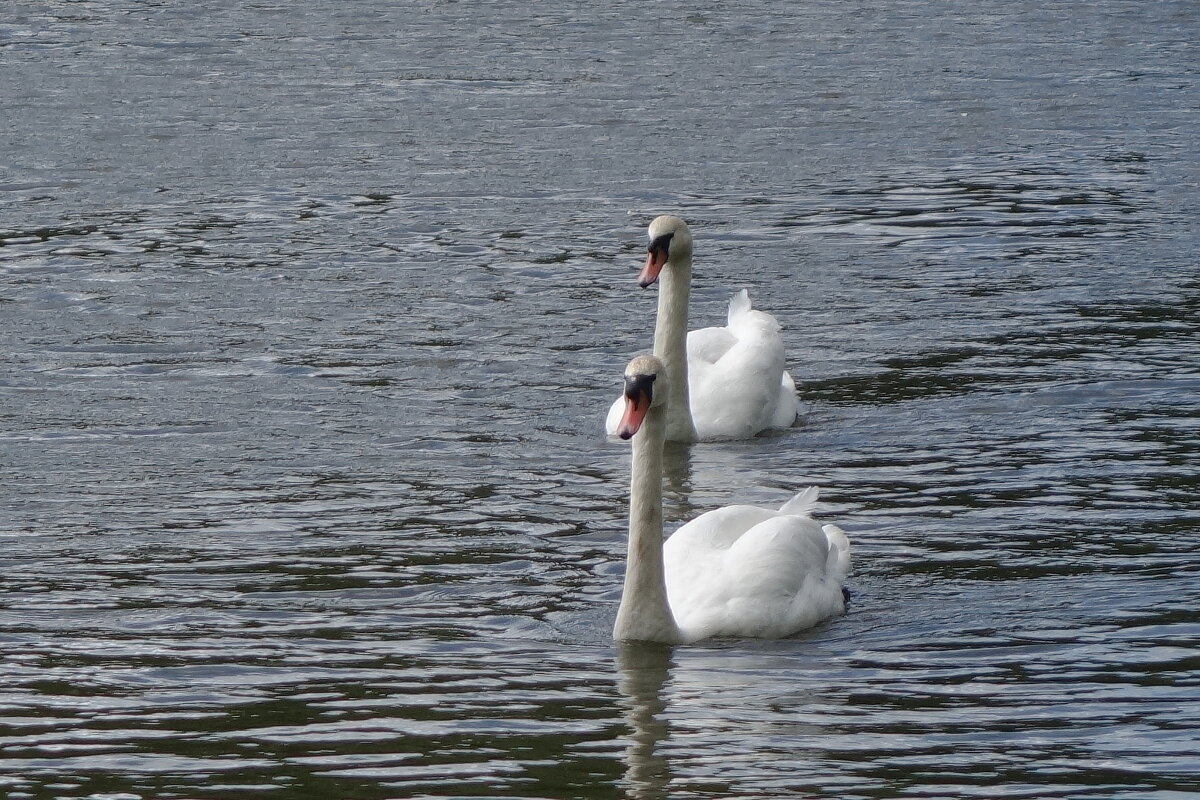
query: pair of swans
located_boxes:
[604,215,799,443]
[606,216,850,645]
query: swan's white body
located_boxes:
[612,355,850,644]
[662,488,851,641]
[605,217,800,442]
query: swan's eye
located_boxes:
[647,232,674,256]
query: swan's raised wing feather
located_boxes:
[779,486,820,515]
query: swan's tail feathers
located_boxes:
[727,288,752,323]
[822,523,852,580]
[779,486,820,515]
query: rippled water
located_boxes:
[3,1,1198,798]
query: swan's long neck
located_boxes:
[653,256,697,443]
[614,401,681,643]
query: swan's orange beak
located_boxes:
[616,393,651,439]
[638,246,667,288]
[617,373,656,439]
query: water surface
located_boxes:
[2,1,1198,798]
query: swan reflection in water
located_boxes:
[615,642,674,800]
[615,640,843,799]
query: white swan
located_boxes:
[612,354,851,644]
[606,215,801,442]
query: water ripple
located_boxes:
[3,0,1198,797]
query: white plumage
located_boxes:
[605,216,799,442]
[663,488,851,642]
[679,289,801,440]
[612,355,850,644]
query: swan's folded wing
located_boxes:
[687,325,737,369]
[689,307,794,440]
[822,523,852,582]
[725,515,832,590]
[665,504,776,554]
[719,515,846,638]
[663,504,775,629]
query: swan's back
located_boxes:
[662,489,850,642]
[686,290,799,440]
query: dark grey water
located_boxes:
[3,1,1198,798]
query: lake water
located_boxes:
[2,1,1198,798]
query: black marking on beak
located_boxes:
[623,372,656,403]
[647,232,674,259]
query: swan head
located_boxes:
[638,215,693,288]
[616,354,669,440]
